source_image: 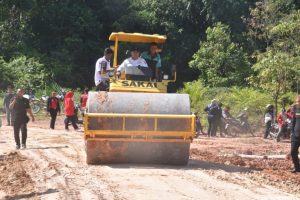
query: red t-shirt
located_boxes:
[50,98,58,110]
[81,94,88,108]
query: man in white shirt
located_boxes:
[94,48,114,91]
[116,47,148,77]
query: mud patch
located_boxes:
[0,152,37,199]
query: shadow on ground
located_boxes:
[104,159,258,173]
[4,188,59,200]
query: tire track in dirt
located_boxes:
[1,121,300,200]
[20,130,124,200]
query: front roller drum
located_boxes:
[86,140,190,165]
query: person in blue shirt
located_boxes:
[141,43,162,81]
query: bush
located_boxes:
[179,80,281,126]
[6,56,49,91]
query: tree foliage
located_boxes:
[189,23,251,87]
[247,1,300,113]
[0,0,298,109]
[0,56,47,90]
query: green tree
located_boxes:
[250,10,300,113]
[6,56,48,90]
[245,0,300,113]
[0,57,13,89]
[245,0,297,52]
[203,0,256,37]
[189,23,251,87]
[0,0,33,58]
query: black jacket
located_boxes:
[205,104,219,120]
[291,105,300,141]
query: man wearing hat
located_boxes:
[94,48,114,91]
[117,47,148,76]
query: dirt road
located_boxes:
[0,117,299,200]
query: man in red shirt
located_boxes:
[47,91,61,129]
[64,91,78,131]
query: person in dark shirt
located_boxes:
[291,95,300,173]
[47,91,61,129]
[216,102,225,137]
[9,88,35,149]
[204,99,218,137]
[3,85,14,126]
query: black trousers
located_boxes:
[96,81,109,91]
[291,139,300,170]
[211,120,218,137]
[264,121,272,138]
[208,118,217,137]
[216,119,225,136]
[207,118,212,136]
[49,109,58,129]
[14,121,27,146]
[65,115,78,130]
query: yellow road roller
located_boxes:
[84,32,195,165]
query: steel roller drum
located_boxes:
[87,92,191,115]
[85,91,192,165]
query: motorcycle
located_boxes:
[224,115,254,137]
[270,118,292,142]
[23,93,41,114]
[23,89,65,114]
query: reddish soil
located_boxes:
[191,136,300,195]
[0,152,37,200]
[0,115,299,199]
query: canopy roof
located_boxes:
[109,32,167,44]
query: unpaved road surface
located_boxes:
[0,117,299,200]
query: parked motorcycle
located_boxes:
[23,89,65,114]
[270,118,292,142]
[23,93,41,114]
[224,116,254,137]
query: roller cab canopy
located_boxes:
[109,32,167,44]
